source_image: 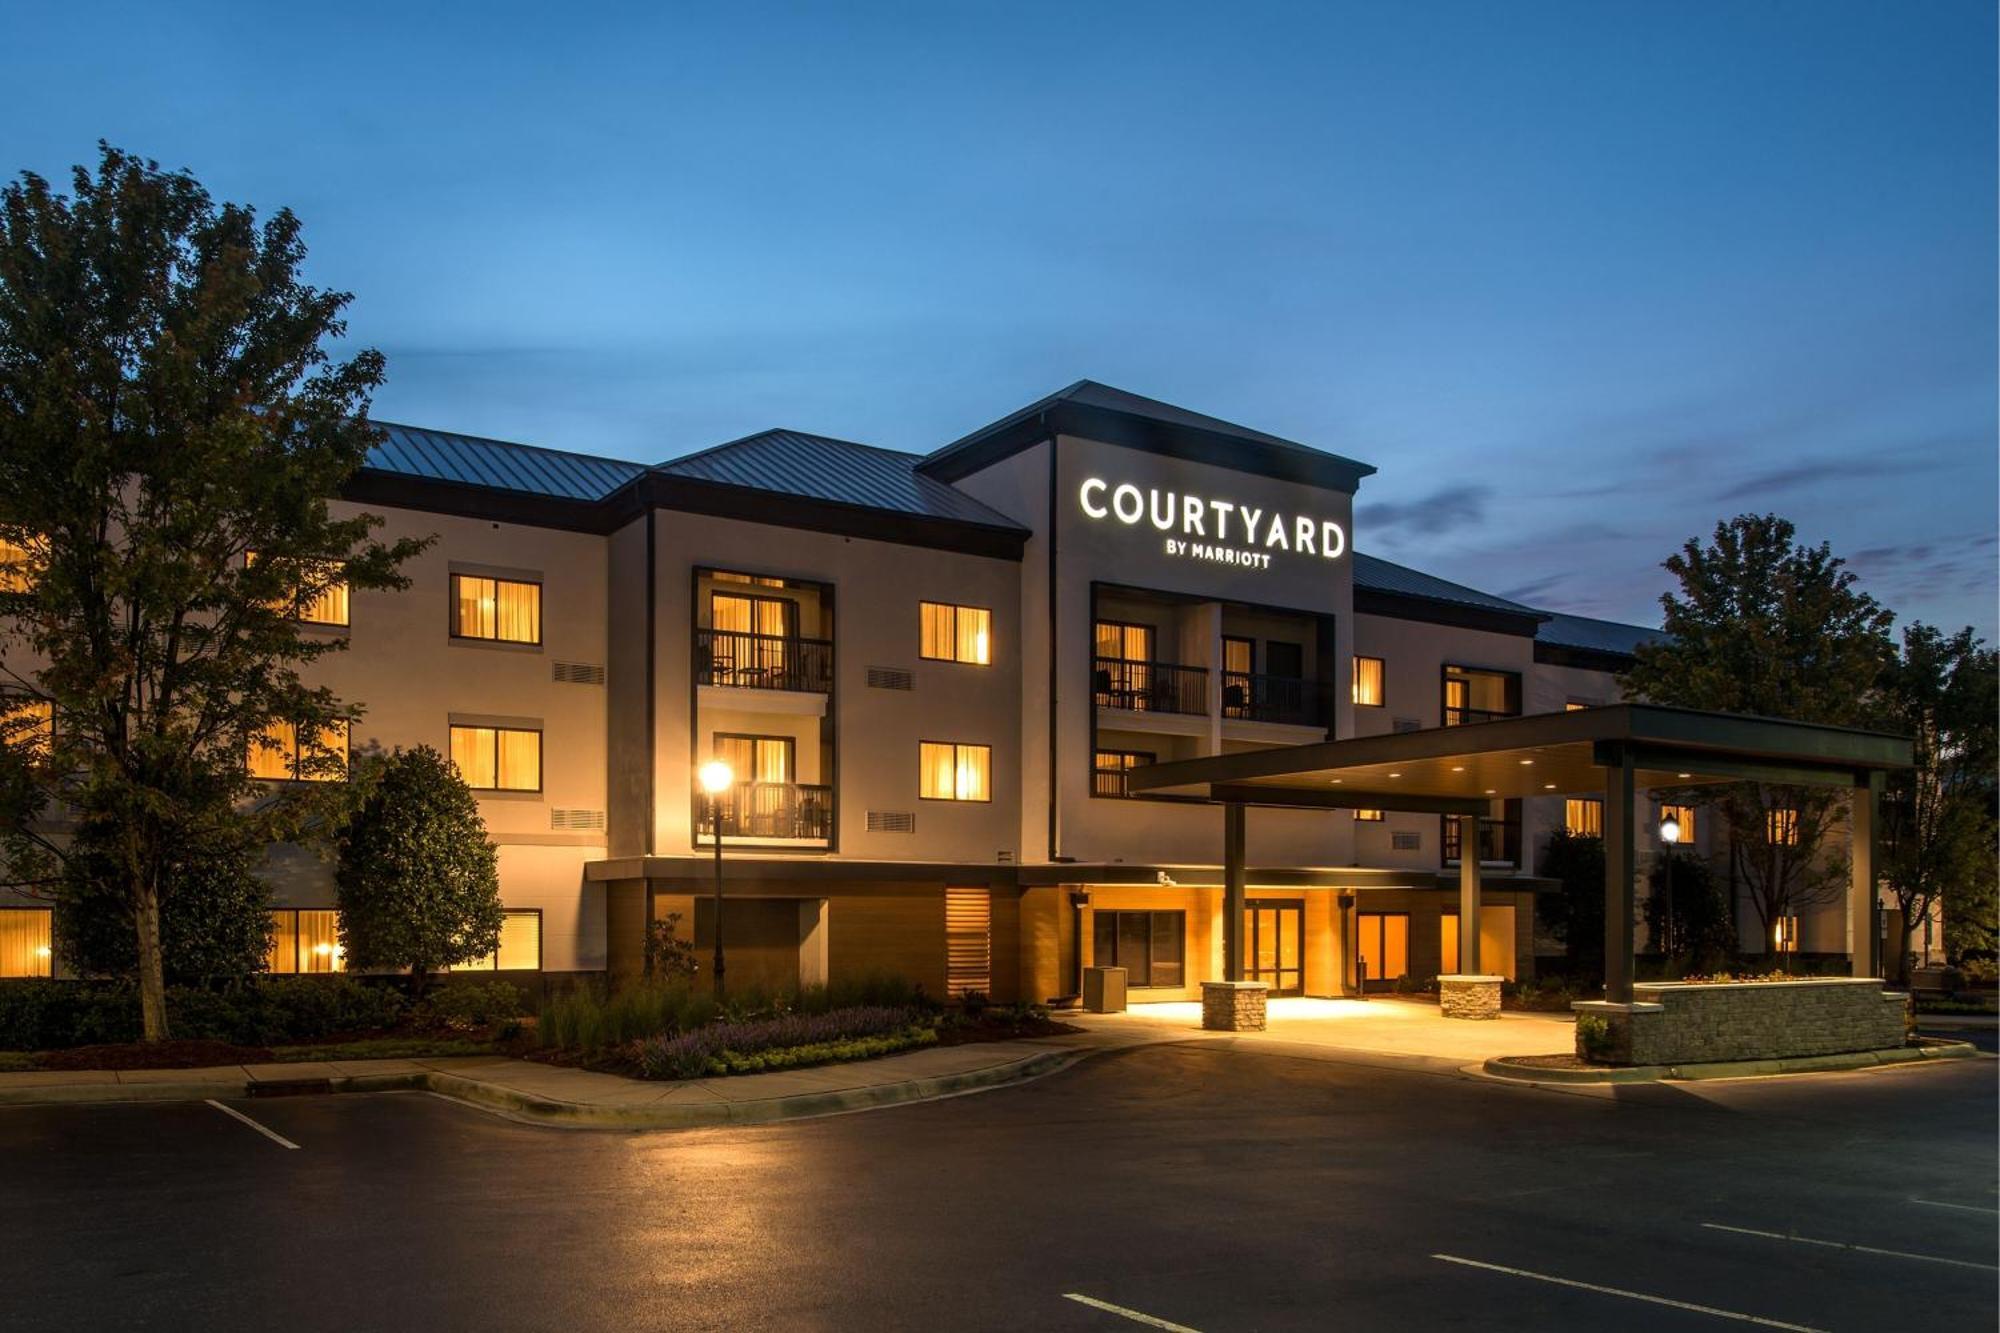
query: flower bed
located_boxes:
[639,1005,930,1080]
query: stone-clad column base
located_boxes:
[1202,980,1269,1031]
[1438,974,1504,1020]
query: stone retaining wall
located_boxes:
[1201,981,1268,1031]
[1575,978,1908,1066]
[1439,974,1503,1020]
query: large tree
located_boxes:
[1876,623,1997,980]
[335,745,503,994]
[0,145,424,1038]
[1622,515,1895,960]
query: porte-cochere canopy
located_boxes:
[1128,704,1914,1002]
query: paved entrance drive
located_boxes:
[1082,995,1574,1066]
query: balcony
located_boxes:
[697,629,832,694]
[1093,657,1208,716]
[699,781,834,842]
[1222,671,1321,727]
[1444,705,1515,727]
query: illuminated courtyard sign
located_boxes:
[1077,477,1346,571]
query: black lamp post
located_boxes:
[698,759,734,999]
[1658,808,1682,965]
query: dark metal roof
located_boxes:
[919,379,1377,494]
[1535,611,1667,658]
[654,429,1027,531]
[1352,553,1545,619]
[365,421,645,501]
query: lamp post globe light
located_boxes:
[1658,809,1681,964]
[698,759,734,997]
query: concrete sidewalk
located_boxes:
[0,1025,1159,1129]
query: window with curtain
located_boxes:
[1659,803,1697,841]
[1352,655,1385,706]
[920,741,990,801]
[1766,807,1800,846]
[263,909,346,973]
[1565,798,1603,837]
[1442,664,1519,725]
[461,910,543,971]
[713,734,794,785]
[0,535,34,593]
[1353,808,1385,822]
[247,552,350,626]
[267,909,300,974]
[247,720,349,782]
[450,724,542,791]
[453,574,542,644]
[1092,749,1154,798]
[0,908,53,977]
[920,602,991,664]
[1,695,53,757]
[1094,620,1153,662]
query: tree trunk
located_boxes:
[135,876,170,1042]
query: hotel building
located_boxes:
[0,381,1867,993]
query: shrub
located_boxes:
[638,1005,927,1080]
[537,980,718,1055]
[644,913,697,979]
[426,979,526,1030]
[957,989,990,1017]
[1575,1012,1614,1063]
[708,1029,936,1076]
[0,976,405,1050]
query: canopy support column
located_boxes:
[1604,744,1636,1005]
[1223,802,1246,982]
[1849,771,1882,979]
[1457,814,1482,974]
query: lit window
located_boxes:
[1352,656,1385,707]
[268,909,345,973]
[248,719,349,782]
[450,724,542,792]
[1766,807,1800,846]
[1354,808,1385,822]
[0,536,34,594]
[920,602,992,665]
[1564,798,1603,837]
[452,574,542,644]
[920,741,990,802]
[1565,701,1592,712]
[1443,665,1518,726]
[462,910,542,971]
[1093,749,1153,798]
[1,695,53,758]
[246,552,351,627]
[1774,915,1801,952]
[1660,803,1696,841]
[0,908,53,977]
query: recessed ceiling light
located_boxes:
[1388,772,1402,779]
[1484,789,1496,795]
[1330,778,1342,784]
[1519,759,1534,766]
[1544,783,1556,790]
[1677,772,1692,779]
[1450,765,1466,773]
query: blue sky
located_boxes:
[4,0,1994,636]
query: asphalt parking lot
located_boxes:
[2,1044,1993,1332]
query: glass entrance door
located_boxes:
[1243,902,1305,996]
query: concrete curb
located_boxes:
[1480,1038,1982,1086]
[0,1048,1087,1128]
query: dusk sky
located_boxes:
[5,0,1994,637]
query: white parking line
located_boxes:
[1061,1293,1204,1332]
[1911,1198,1999,1215]
[205,1099,301,1150]
[1429,1254,1825,1331]
[1701,1222,1997,1272]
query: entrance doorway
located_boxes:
[1244,902,1305,995]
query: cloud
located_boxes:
[1357,483,1491,538]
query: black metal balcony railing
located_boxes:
[1093,766,1135,798]
[1222,671,1320,727]
[700,782,833,841]
[696,629,832,694]
[1093,657,1209,716]
[1443,816,1522,866]
[1443,705,1514,727]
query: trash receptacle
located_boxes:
[1083,966,1128,1013]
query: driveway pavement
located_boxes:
[1081,995,1576,1067]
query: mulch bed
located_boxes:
[933,1014,1082,1046]
[33,1039,276,1071]
[1501,1053,1603,1071]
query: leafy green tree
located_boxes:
[335,745,502,994]
[1538,828,1604,978]
[1622,515,1895,960]
[1642,852,1735,975]
[0,145,425,1038]
[54,804,274,986]
[1877,623,1998,979]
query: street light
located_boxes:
[1658,808,1681,964]
[698,759,734,998]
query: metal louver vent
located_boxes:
[1392,716,1422,733]
[550,808,606,832]
[552,661,606,685]
[1392,831,1421,851]
[866,667,914,690]
[866,810,915,833]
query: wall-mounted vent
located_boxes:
[551,808,606,832]
[1392,716,1423,734]
[1391,831,1421,851]
[552,661,606,686]
[866,667,914,691]
[866,810,916,833]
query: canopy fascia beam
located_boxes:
[1594,742,1867,789]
